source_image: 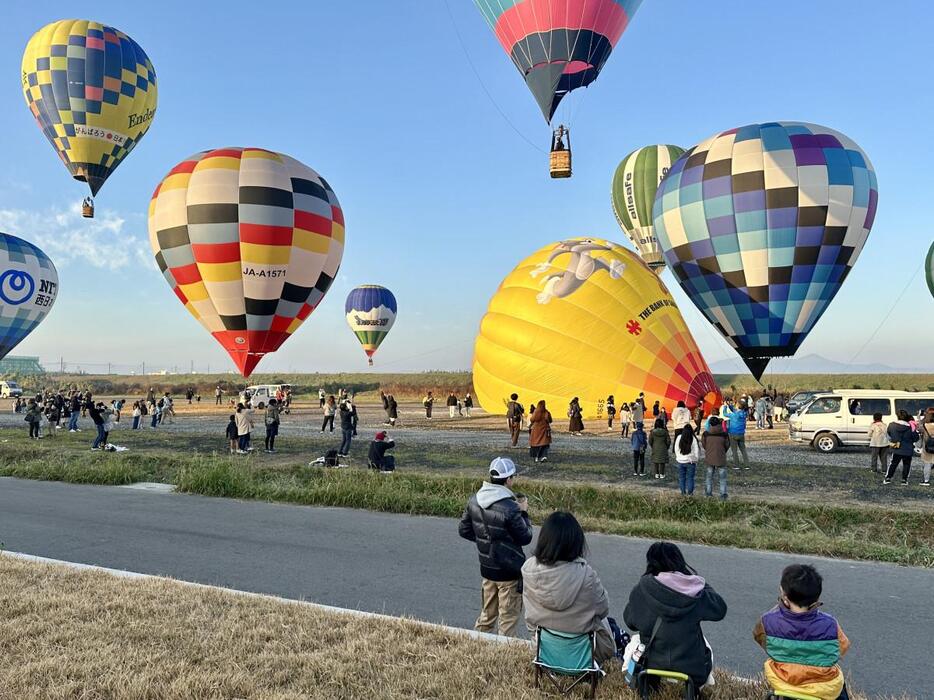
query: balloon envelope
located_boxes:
[926,241,934,300]
[0,232,58,360]
[345,285,397,361]
[473,238,721,419]
[473,0,643,123]
[653,122,878,381]
[611,144,685,271]
[148,148,344,377]
[22,19,157,196]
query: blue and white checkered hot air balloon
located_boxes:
[345,285,397,366]
[0,232,58,360]
[653,122,877,381]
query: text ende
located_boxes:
[128,108,156,129]
[242,267,286,278]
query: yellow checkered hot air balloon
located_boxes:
[473,238,721,420]
[21,19,157,218]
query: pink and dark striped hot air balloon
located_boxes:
[473,0,644,123]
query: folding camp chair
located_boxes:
[635,668,697,700]
[532,628,605,698]
[767,691,820,700]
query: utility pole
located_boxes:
[107,362,111,375]
[60,357,64,373]
[190,359,194,374]
[142,361,146,376]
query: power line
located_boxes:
[848,259,923,365]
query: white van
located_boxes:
[0,381,23,398]
[789,389,934,453]
[239,384,291,407]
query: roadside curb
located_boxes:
[2,550,530,647]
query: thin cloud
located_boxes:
[0,204,153,271]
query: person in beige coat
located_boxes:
[522,511,617,663]
[867,412,890,473]
[919,409,934,486]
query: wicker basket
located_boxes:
[81,202,95,218]
[549,149,572,178]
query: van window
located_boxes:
[807,397,841,415]
[895,399,934,417]
[848,398,890,416]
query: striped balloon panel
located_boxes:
[21,19,157,195]
[148,147,344,376]
[653,122,877,378]
[611,144,685,270]
[473,0,643,121]
[0,232,58,361]
[473,238,721,419]
[345,285,397,356]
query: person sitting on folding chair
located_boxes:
[623,542,726,693]
[522,511,621,664]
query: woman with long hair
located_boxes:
[522,512,618,663]
[529,400,553,463]
[674,426,700,495]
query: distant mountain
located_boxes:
[709,353,928,375]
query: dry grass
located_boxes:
[0,556,903,700]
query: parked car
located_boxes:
[0,381,23,398]
[239,384,291,408]
[789,389,934,453]
[785,390,828,415]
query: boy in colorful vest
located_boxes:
[754,564,850,699]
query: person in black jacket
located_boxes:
[368,431,395,471]
[338,399,354,457]
[88,402,107,450]
[884,410,921,485]
[623,541,727,689]
[458,457,533,637]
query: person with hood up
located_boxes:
[648,418,671,479]
[884,409,920,485]
[623,542,726,690]
[458,457,533,637]
[674,427,700,495]
[702,416,730,499]
[522,511,618,663]
[529,400,553,463]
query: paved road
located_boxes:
[1,478,927,697]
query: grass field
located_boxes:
[8,370,933,402]
[2,428,932,567]
[0,555,901,700]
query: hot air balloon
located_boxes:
[473,0,644,177]
[345,285,397,366]
[653,122,878,381]
[0,232,59,359]
[473,238,721,419]
[21,19,157,218]
[148,148,344,377]
[611,144,685,272]
[926,241,934,300]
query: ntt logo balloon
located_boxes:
[0,270,35,305]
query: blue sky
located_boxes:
[1,1,930,375]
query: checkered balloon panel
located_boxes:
[148,148,344,377]
[0,232,59,360]
[652,122,877,375]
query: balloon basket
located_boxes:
[549,149,572,178]
[81,202,95,219]
[367,358,374,367]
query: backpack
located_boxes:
[324,449,340,467]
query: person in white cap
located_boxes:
[458,456,533,637]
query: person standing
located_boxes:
[884,410,920,485]
[693,404,704,436]
[755,396,767,430]
[226,414,238,453]
[567,397,584,436]
[506,393,524,448]
[631,399,645,431]
[89,402,106,450]
[318,388,326,408]
[464,392,473,418]
[675,428,700,495]
[529,400,552,463]
[338,398,354,457]
[423,391,434,420]
[447,391,458,419]
[25,399,42,439]
[215,385,223,405]
[631,423,647,476]
[131,401,142,430]
[458,457,533,638]
[702,417,730,499]
[867,413,889,473]
[264,399,281,453]
[234,403,253,454]
[725,401,749,470]
[919,410,934,487]
[651,400,660,420]
[671,400,691,451]
[648,418,671,479]
[606,395,616,432]
[619,403,632,438]
[387,394,398,427]
[321,396,336,432]
[146,387,155,407]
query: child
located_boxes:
[754,564,850,700]
[630,424,647,477]
[226,415,238,454]
[619,403,631,438]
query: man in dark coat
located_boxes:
[458,457,533,637]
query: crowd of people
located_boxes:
[459,457,852,699]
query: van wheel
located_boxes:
[814,433,839,453]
